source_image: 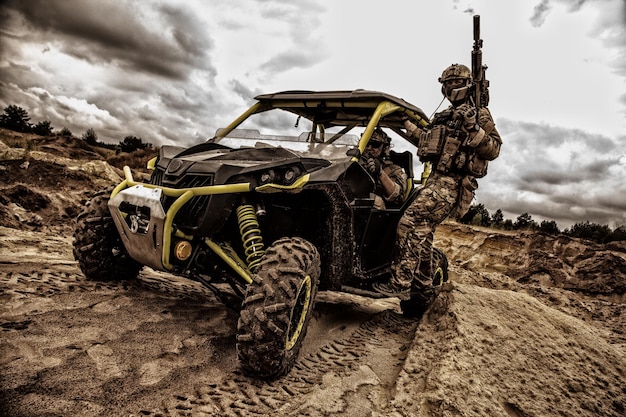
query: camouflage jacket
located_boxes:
[380,159,408,205]
[406,103,501,177]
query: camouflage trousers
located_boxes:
[390,170,463,296]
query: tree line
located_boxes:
[460,203,625,244]
[0,104,153,153]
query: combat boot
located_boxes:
[400,269,439,318]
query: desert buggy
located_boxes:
[73,90,449,378]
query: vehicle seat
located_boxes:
[389,150,414,201]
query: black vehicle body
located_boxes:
[73,90,447,378]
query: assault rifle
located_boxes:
[471,15,489,108]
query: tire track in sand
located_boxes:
[143,308,419,417]
[1,269,419,416]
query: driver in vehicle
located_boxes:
[360,127,408,209]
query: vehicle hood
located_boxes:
[154,141,352,186]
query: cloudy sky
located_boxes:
[1,0,625,229]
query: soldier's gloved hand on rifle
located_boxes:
[365,157,382,177]
[456,103,487,147]
[456,103,478,132]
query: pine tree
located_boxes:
[32,120,53,136]
[81,128,98,145]
[0,105,31,132]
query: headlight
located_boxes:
[259,165,303,185]
[260,169,277,184]
[283,166,302,184]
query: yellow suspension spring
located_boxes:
[236,204,265,272]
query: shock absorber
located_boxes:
[236,204,265,272]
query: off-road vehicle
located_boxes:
[73,90,449,379]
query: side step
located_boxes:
[340,285,388,299]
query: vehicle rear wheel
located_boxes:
[73,189,143,281]
[236,237,321,379]
[400,247,448,317]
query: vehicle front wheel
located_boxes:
[400,247,449,317]
[73,189,143,281]
[236,237,321,379]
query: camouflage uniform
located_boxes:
[374,160,407,209]
[388,64,502,303]
[361,128,408,209]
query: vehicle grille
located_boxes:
[151,169,215,229]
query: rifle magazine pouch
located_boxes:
[455,176,478,219]
[436,136,462,173]
[417,125,446,158]
[465,153,489,178]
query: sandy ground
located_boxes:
[1,131,625,416]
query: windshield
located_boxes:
[213,109,362,161]
[213,105,419,168]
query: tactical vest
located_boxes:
[416,108,498,178]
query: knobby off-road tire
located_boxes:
[400,247,449,318]
[73,189,142,281]
[236,237,321,379]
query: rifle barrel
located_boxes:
[473,15,480,40]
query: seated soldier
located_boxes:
[360,128,408,209]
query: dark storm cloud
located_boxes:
[509,121,617,152]
[0,59,40,92]
[498,121,619,186]
[1,0,329,147]
[1,0,216,80]
[0,0,228,146]
[486,185,626,229]
[520,169,584,186]
[519,157,620,186]
[597,191,626,212]
[481,117,625,228]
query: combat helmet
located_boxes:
[371,127,390,144]
[439,64,472,103]
[438,64,472,83]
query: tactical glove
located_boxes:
[456,103,478,132]
[365,157,382,177]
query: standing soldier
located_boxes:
[373,62,502,314]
